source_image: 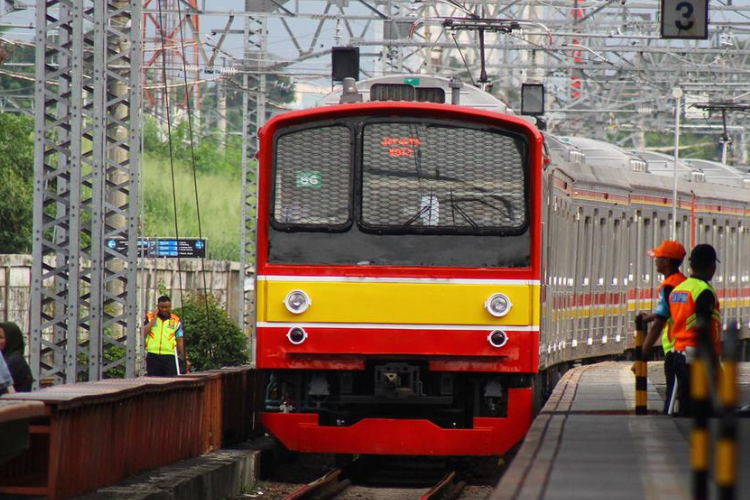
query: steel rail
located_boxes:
[283,468,466,500]
[283,468,351,500]
[420,471,466,500]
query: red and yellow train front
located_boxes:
[256,102,543,456]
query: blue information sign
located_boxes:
[104,237,207,258]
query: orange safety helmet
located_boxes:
[647,240,686,260]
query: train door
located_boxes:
[715,221,727,312]
[730,223,741,325]
[580,211,595,349]
[743,225,750,331]
[639,214,654,315]
[610,214,626,344]
[587,210,601,349]
[564,207,577,357]
[628,211,640,340]
[572,207,585,350]
[599,212,611,346]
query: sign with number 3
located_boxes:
[661,0,708,39]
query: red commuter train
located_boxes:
[255,76,543,456]
[253,75,750,457]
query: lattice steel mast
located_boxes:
[31,0,141,385]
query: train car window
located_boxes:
[729,226,737,285]
[717,225,726,286]
[642,217,652,284]
[581,215,592,286]
[595,216,606,286]
[658,219,667,256]
[611,218,621,285]
[360,121,527,234]
[272,125,353,229]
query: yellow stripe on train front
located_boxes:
[258,280,540,326]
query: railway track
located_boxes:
[281,468,467,500]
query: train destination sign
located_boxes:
[105,237,207,259]
[381,136,421,157]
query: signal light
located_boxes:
[287,327,308,345]
[487,330,508,348]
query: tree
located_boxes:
[175,293,249,371]
[0,113,34,253]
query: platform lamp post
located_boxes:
[671,87,683,240]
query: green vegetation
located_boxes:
[174,293,250,371]
[142,150,245,262]
[643,130,718,159]
[0,113,34,254]
[0,38,35,111]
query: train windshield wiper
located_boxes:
[402,203,432,228]
[449,193,478,229]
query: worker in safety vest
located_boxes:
[638,240,687,414]
[668,244,722,417]
[144,295,186,376]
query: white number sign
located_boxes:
[661,0,708,39]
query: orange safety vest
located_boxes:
[145,312,182,355]
[659,272,687,353]
[668,277,721,354]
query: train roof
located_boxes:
[682,159,750,187]
[543,134,586,166]
[632,151,692,175]
[557,137,647,172]
[313,74,749,196]
[316,75,514,115]
[633,151,750,188]
[545,136,750,203]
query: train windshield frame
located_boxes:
[267,116,532,268]
[271,118,529,237]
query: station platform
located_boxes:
[492,361,750,500]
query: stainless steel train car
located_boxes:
[541,135,750,369]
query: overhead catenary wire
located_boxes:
[175,0,212,324]
[155,0,186,326]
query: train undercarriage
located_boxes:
[261,362,534,456]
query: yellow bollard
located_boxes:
[691,357,709,500]
[716,322,739,500]
[634,315,648,415]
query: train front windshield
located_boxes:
[269,118,531,268]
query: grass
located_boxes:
[141,153,245,261]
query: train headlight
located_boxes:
[484,293,512,317]
[487,330,508,348]
[287,327,308,345]
[284,290,311,314]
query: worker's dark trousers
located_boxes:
[146,352,178,377]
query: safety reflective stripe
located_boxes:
[659,273,686,354]
[661,318,676,353]
[671,277,721,352]
[146,313,181,355]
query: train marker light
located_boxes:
[521,83,545,116]
[287,327,308,345]
[284,290,312,314]
[485,293,512,317]
[488,330,508,348]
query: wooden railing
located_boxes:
[0,367,261,500]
